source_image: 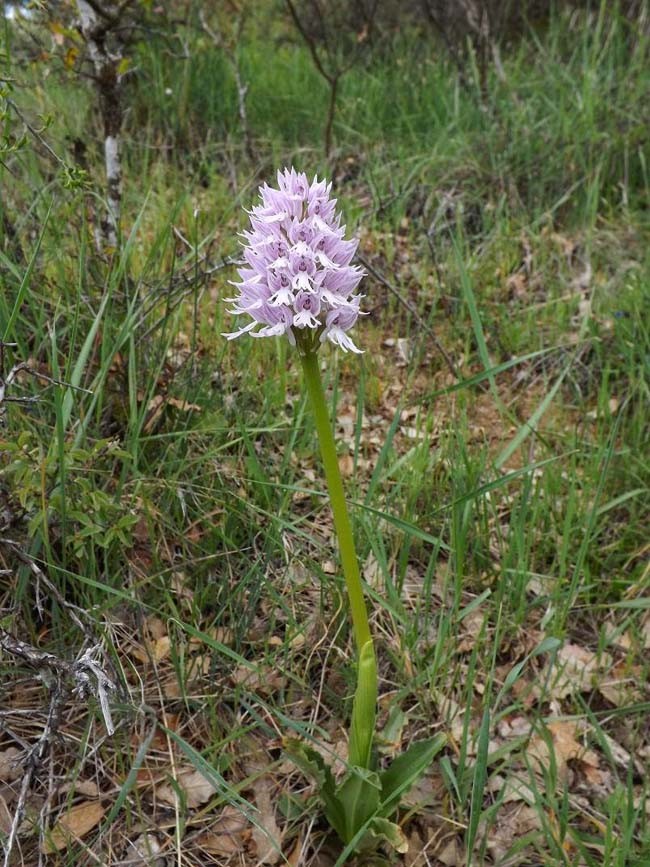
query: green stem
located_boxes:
[300,350,377,769]
[300,350,372,653]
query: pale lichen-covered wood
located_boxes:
[77,0,123,250]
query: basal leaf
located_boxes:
[365,816,409,854]
[282,738,334,794]
[333,766,381,843]
[283,739,347,841]
[379,734,446,817]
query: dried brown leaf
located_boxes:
[437,837,465,866]
[337,453,354,477]
[457,610,486,653]
[285,838,304,866]
[0,747,22,783]
[145,616,167,640]
[60,779,100,798]
[156,768,216,809]
[250,776,283,865]
[538,643,611,699]
[488,773,536,805]
[485,803,540,862]
[125,833,165,867]
[598,661,643,706]
[230,664,287,696]
[166,397,201,413]
[42,800,106,853]
[528,721,595,780]
[196,806,248,857]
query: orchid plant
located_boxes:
[224,168,445,855]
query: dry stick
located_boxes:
[0,638,117,866]
[3,540,88,631]
[1,539,118,722]
[284,0,338,158]
[138,254,240,339]
[0,357,93,433]
[0,628,70,675]
[356,252,462,382]
[1,674,66,867]
[0,624,117,735]
[0,626,116,867]
[199,10,256,162]
[38,741,56,867]
[0,363,92,404]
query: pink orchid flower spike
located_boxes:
[223,167,366,353]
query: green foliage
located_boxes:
[285,734,446,853]
[0,432,137,564]
[348,640,378,769]
[121,5,650,218]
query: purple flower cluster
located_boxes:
[223,168,366,353]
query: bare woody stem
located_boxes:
[299,351,372,653]
[77,0,124,250]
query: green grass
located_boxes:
[1,2,649,865]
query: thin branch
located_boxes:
[0,355,93,416]
[0,621,117,867]
[2,540,90,635]
[357,252,462,382]
[0,627,117,734]
[1,679,64,867]
[285,0,332,83]
[6,100,68,170]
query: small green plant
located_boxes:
[1,430,137,565]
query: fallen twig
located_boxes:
[0,628,116,735]
[0,629,116,867]
[1,677,66,867]
[2,539,90,636]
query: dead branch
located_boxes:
[1,539,90,634]
[0,629,116,867]
[356,252,462,382]
[199,9,256,162]
[1,676,66,867]
[0,629,117,736]
[137,250,240,338]
[0,341,93,429]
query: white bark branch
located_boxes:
[77,0,123,250]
